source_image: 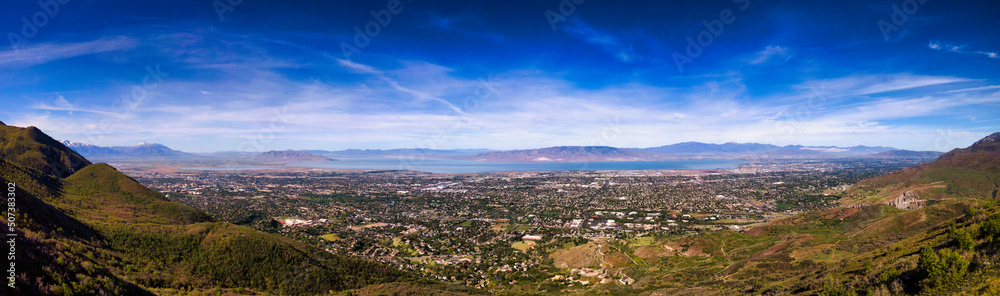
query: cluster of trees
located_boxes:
[1,157,415,295]
[98,220,408,295]
[914,210,1000,293]
[917,246,968,290]
[1,158,151,295]
[0,124,477,295]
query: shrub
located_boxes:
[980,214,1000,243]
[918,247,969,290]
[948,224,976,251]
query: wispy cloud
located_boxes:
[944,85,1000,93]
[336,59,467,116]
[0,37,137,67]
[750,45,788,64]
[33,104,126,117]
[928,40,999,59]
[784,74,970,100]
[8,46,997,152]
[563,19,637,62]
[20,93,126,117]
[337,59,379,74]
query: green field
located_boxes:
[320,233,342,241]
[629,236,655,247]
[511,241,532,251]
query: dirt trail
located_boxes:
[720,239,727,258]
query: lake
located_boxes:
[282,158,746,174]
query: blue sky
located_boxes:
[1,0,998,153]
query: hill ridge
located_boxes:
[1,124,410,295]
[1,124,90,177]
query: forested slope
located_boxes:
[1,123,411,295]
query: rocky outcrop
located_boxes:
[884,190,925,210]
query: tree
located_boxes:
[918,246,969,290]
[948,224,975,251]
[980,214,1000,243]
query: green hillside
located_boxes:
[1,158,150,295]
[635,133,1000,295]
[845,133,1000,207]
[533,133,1000,295]
[0,124,413,295]
[0,124,90,178]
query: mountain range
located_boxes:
[62,141,944,162]
[644,142,895,156]
[254,150,333,161]
[467,146,659,161]
[61,140,194,158]
[464,143,938,161]
[310,148,493,159]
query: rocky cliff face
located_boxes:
[883,190,925,210]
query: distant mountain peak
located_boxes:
[58,140,191,158]
[936,131,1000,160]
[61,140,92,147]
[137,142,164,147]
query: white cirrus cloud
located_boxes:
[0,36,137,68]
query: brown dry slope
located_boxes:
[550,241,604,269]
